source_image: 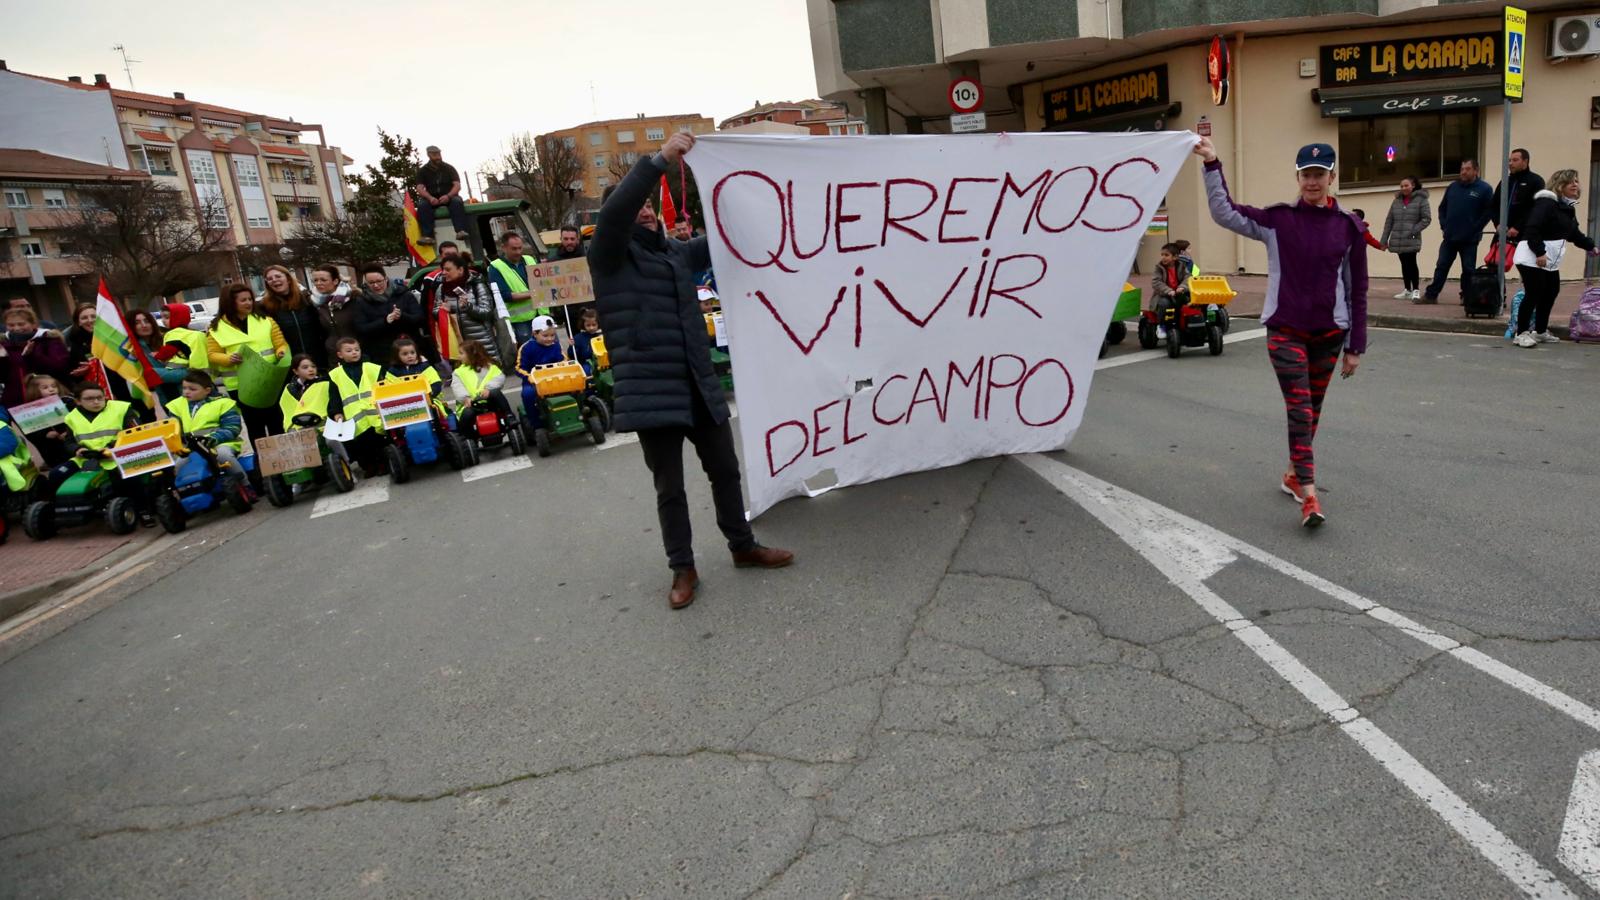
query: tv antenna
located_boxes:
[111,44,141,90]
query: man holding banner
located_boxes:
[591,131,794,611]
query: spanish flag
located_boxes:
[90,279,160,395]
[658,174,678,230]
[403,192,434,266]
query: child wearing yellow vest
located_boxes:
[328,336,386,474]
[45,381,138,492]
[449,340,511,443]
[280,354,341,431]
[382,338,450,421]
[165,371,247,496]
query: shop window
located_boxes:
[1337,109,1478,186]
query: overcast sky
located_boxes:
[6,0,820,191]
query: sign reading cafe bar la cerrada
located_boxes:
[1043,65,1169,128]
[688,132,1195,517]
[1320,32,1501,88]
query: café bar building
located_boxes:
[808,0,1600,280]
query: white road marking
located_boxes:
[597,432,639,451]
[1094,328,1267,370]
[1560,750,1600,892]
[1017,454,1578,899]
[308,479,390,519]
[460,454,533,483]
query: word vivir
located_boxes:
[754,251,1048,355]
[711,158,1159,273]
[763,353,1076,477]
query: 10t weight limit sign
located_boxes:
[948,78,986,133]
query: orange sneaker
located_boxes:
[1281,472,1306,502]
[1300,494,1325,528]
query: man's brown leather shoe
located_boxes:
[669,569,699,610]
[732,545,795,569]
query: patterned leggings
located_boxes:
[1267,327,1347,487]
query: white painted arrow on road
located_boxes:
[1560,750,1600,893]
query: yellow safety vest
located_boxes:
[164,326,209,370]
[63,401,133,470]
[279,380,331,430]
[1,421,36,491]
[210,316,276,389]
[453,365,501,411]
[328,362,382,435]
[487,256,540,323]
[164,395,243,453]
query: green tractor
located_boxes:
[260,415,357,508]
[23,453,139,540]
[522,362,607,457]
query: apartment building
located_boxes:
[719,99,868,135]
[0,62,354,286]
[0,149,148,321]
[539,114,715,199]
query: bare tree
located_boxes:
[499,132,584,231]
[56,180,235,306]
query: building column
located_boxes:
[862,88,889,135]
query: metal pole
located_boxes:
[1498,97,1511,306]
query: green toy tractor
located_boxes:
[23,452,138,540]
[522,362,607,457]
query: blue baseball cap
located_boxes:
[1296,143,1336,171]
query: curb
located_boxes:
[1368,312,1566,339]
[0,530,162,622]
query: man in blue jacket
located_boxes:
[1420,158,1495,305]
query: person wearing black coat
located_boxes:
[590,131,793,610]
[352,265,425,364]
[261,265,328,369]
[1510,172,1598,345]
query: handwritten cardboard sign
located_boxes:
[8,397,68,433]
[254,428,321,476]
[529,257,594,309]
[689,132,1194,516]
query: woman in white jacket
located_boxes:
[1512,171,1599,347]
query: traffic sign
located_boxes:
[1504,6,1526,99]
[950,111,987,133]
[948,78,983,113]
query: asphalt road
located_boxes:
[3,327,1599,898]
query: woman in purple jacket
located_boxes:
[1195,137,1367,528]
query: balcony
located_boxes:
[1121,0,1380,37]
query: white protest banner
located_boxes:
[690,132,1195,516]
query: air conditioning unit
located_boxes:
[1548,15,1600,60]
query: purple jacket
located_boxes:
[1204,160,1369,354]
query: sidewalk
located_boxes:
[1217,273,1585,339]
[0,527,156,620]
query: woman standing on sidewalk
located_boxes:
[1511,170,1597,348]
[1196,137,1367,528]
[1381,176,1431,300]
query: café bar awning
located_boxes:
[1314,75,1506,118]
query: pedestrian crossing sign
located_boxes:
[1504,6,1526,99]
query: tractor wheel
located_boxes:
[263,475,294,508]
[327,454,356,492]
[154,493,188,533]
[587,415,606,445]
[534,428,552,458]
[509,421,528,455]
[1215,307,1231,334]
[466,440,481,467]
[444,433,467,471]
[1167,329,1183,358]
[1108,321,1127,345]
[105,496,138,535]
[1099,339,1109,359]
[24,501,56,541]
[226,482,254,515]
[1138,318,1159,350]
[587,396,613,433]
[1208,325,1224,356]
[385,444,411,484]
